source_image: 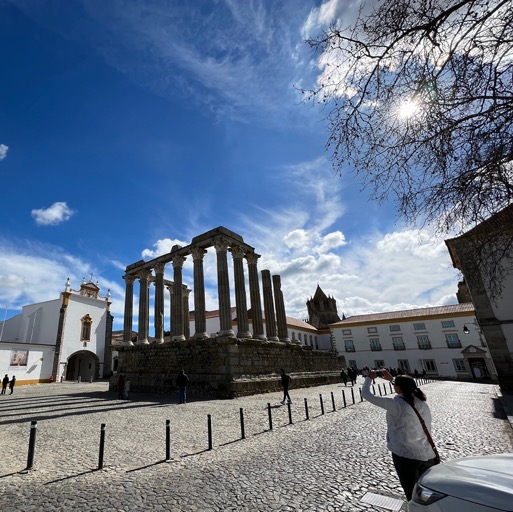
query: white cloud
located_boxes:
[273,227,459,320]
[227,156,460,320]
[319,231,346,253]
[31,202,75,226]
[283,229,310,249]
[0,239,129,328]
[141,238,189,260]
[0,144,8,160]
[301,0,357,39]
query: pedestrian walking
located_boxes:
[117,374,125,399]
[348,367,356,386]
[123,379,130,399]
[9,376,16,395]
[361,369,439,502]
[176,369,189,404]
[1,374,9,394]
[340,368,348,386]
[280,368,292,404]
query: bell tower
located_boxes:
[306,285,341,329]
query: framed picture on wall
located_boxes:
[10,350,29,367]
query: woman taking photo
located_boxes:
[361,369,439,501]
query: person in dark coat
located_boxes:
[347,367,356,386]
[176,369,190,404]
[340,369,348,386]
[1,374,9,395]
[117,375,125,399]
[280,369,292,404]
[9,376,16,395]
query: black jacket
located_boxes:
[176,373,189,387]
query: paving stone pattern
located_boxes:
[0,379,512,512]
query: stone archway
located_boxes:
[66,350,100,381]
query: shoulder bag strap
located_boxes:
[404,399,440,460]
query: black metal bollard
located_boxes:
[319,394,325,415]
[165,419,171,461]
[287,402,293,424]
[26,420,38,471]
[240,408,245,440]
[98,423,106,469]
[389,382,393,393]
[372,384,376,395]
[207,414,213,450]
[359,388,363,402]
[331,391,336,412]
[351,387,355,405]
[342,389,347,408]
[304,397,309,420]
[267,403,273,430]
[378,384,383,396]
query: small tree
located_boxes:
[304,0,513,297]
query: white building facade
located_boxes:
[330,303,497,381]
[0,278,113,385]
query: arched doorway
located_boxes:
[66,350,99,381]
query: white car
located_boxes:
[409,453,513,512]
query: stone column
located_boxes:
[122,274,136,346]
[191,247,209,340]
[137,268,152,345]
[246,251,266,340]
[231,245,251,338]
[214,238,235,337]
[261,269,279,341]
[153,263,165,344]
[171,254,186,341]
[183,287,191,340]
[273,274,291,343]
[166,283,173,342]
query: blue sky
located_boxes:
[0,0,461,331]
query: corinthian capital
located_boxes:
[245,251,261,265]
[137,268,153,281]
[123,274,137,285]
[213,237,230,253]
[172,254,186,269]
[191,247,207,261]
[154,262,166,275]
[230,245,245,260]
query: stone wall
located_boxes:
[113,336,346,398]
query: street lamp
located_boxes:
[463,320,480,334]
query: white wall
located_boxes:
[23,300,61,344]
[0,313,22,341]
[0,299,61,344]
[0,342,55,385]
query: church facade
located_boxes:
[0,278,113,385]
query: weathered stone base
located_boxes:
[112,336,345,398]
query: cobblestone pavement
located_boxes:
[0,379,512,512]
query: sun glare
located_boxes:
[398,99,420,119]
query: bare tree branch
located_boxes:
[303,0,513,298]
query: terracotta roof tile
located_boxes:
[330,303,475,326]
